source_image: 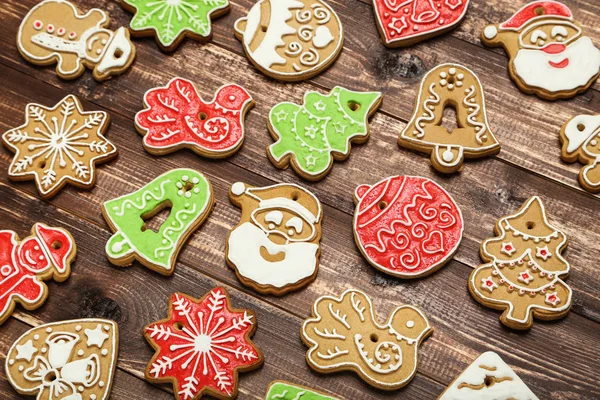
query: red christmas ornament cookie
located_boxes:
[144,288,264,399]
[0,223,76,325]
[372,0,470,47]
[353,176,463,278]
[136,78,254,158]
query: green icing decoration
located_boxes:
[103,168,213,274]
[268,86,382,179]
[266,382,337,400]
[124,0,229,47]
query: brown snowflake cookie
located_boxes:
[560,114,600,193]
[2,95,117,199]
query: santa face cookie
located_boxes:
[482,1,600,100]
[353,176,463,278]
[560,114,600,193]
[438,351,539,400]
[469,196,572,330]
[0,224,75,325]
[17,0,136,81]
[136,78,254,158]
[265,381,339,400]
[144,288,263,399]
[301,289,432,390]
[2,95,117,199]
[234,0,344,81]
[399,63,500,173]
[268,87,382,181]
[102,169,214,276]
[226,182,323,295]
[373,0,470,47]
[121,0,229,52]
[5,319,118,400]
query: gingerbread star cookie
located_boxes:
[121,0,230,52]
[17,0,135,81]
[469,196,573,330]
[560,114,600,193]
[144,288,264,399]
[2,95,117,199]
[301,289,432,390]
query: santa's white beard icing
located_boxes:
[513,36,600,92]
[227,222,318,288]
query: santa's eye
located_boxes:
[530,29,547,44]
[285,217,303,234]
[264,211,283,226]
[551,26,568,40]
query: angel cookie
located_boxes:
[136,78,254,158]
[226,182,323,295]
[144,288,263,399]
[17,0,135,81]
[482,1,600,100]
[102,169,214,275]
[373,0,470,47]
[399,64,500,173]
[560,114,600,193]
[2,95,117,199]
[234,0,344,81]
[268,87,382,180]
[5,319,118,400]
[301,289,432,390]
[0,224,75,325]
[121,0,229,51]
[469,197,572,330]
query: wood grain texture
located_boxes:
[0,0,599,399]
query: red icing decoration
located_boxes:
[500,1,572,30]
[373,0,469,46]
[35,223,73,273]
[145,288,263,399]
[136,78,253,157]
[354,176,463,277]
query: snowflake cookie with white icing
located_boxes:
[2,95,117,199]
[481,1,600,100]
[560,114,600,193]
[17,0,135,81]
[5,319,119,400]
[399,63,500,173]
[102,168,214,275]
[121,0,230,52]
[301,289,432,390]
[144,288,264,399]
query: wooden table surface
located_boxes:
[1,0,599,399]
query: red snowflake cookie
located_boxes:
[353,176,463,278]
[136,78,254,158]
[144,288,263,399]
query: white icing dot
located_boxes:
[34,246,40,250]
[46,328,52,333]
[101,39,107,45]
[442,149,455,162]
[228,95,235,101]
[159,251,165,257]
[268,223,275,230]
[99,381,105,388]
[185,192,192,198]
[113,206,119,210]
[34,334,40,340]
[448,84,454,90]
[182,175,189,181]
[9,359,14,365]
[162,239,167,244]
[192,177,199,184]
[91,396,97,400]
[449,67,456,75]
[484,25,498,39]
[78,386,84,392]
[102,349,109,356]
[42,347,47,353]
[406,320,415,328]
[288,229,294,236]
[440,79,447,86]
[591,139,598,146]
[193,188,200,194]
[231,182,245,196]
[176,182,183,189]
[456,81,463,87]
[18,366,24,372]
[104,325,110,331]
[440,72,447,79]
[177,190,184,197]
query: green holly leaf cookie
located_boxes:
[122,0,229,50]
[265,381,339,400]
[268,86,382,181]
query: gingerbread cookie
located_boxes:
[121,0,229,52]
[268,87,382,181]
[301,289,432,390]
[5,319,118,400]
[234,0,344,81]
[136,78,254,158]
[560,114,600,193]
[144,288,264,399]
[438,351,539,399]
[17,0,135,81]
[399,63,500,173]
[2,95,117,199]
[353,176,463,278]
[469,196,572,330]
[226,182,323,295]
[481,1,600,100]
[372,0,470,47]
[102,169,214,276]
[0,223,75,325]
[265,381,339,400]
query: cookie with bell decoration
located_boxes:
[481,1,600,100]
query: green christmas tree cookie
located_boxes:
[267,86,382,181]
[121,0,229,51]
[102,168,214,275]
[265,381,339,400]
